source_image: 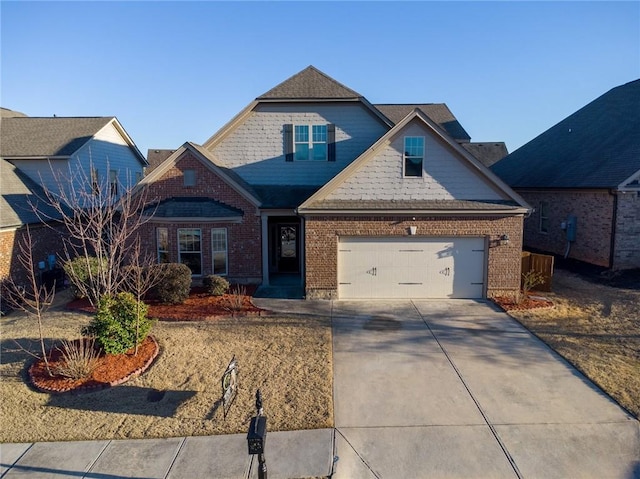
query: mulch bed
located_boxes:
[66,285,264,320]
[493,294,554,311]
[29,336,159,393]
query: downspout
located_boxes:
[609,189,618,269]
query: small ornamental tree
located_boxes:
[84,292,152,355]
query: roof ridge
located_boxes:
[256,65,362,100]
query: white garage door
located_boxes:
[338,237,486,299]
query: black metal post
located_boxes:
[255,390,267,479]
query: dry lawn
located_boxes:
[0,291,333,443]
[508,269,640,418]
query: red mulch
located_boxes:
[493,294,554,311]
[29,336,159,393]
[65,285,264,320]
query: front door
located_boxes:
[278,224,299,273]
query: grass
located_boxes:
[0,290,333,443]
[506,268,640,419]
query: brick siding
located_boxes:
[304,215,524,300]
[613,191,640,269]
[138,151,262,283]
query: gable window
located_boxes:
[539,201,549,233]
[184,169,196,187]
[404,137,424,177]
[156,227,169,263]
[211,228,228,275]
[109,169,118,196]
[178,228,202,275]
[284,123,336,162]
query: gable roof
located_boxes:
[491,79,640,189]
[374,104,471,142]
[0,158,65,229]
[299,108,529,214]
[0,116,148,165]
[257,65,362,100]
[137,142,261,207]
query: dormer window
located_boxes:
[284,124,336,162]
[404,136,424,177]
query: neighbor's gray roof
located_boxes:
[491,79,640,188]
[251,185,321,209]
[301,199,522,212]
[146,149,176,175]
[462,142,508,168]
[257,65,362,100]
[1,107,28,118]
[143,197,243,219]
[0,159,65,228]
[374,104,471,142]
[0,117,113,158]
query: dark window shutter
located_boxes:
[284,124,294,162]
[327,123,336,162]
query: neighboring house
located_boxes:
[0,158,67,285]
[491,79,640,270]
[0,111,148,284]
[1,113,148,201]
[139,66,530,300]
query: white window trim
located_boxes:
[178,228,202,276]
[403,136,424,178]
[294,124,328,161]
[211,227,228,276]
[156,227,169,263]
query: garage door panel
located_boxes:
[338,237,485,299]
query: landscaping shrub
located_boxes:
[54,338,101,379]
[151,263,192,304]
[83,292,152,355]
[203,275,229,296]
[63,256,107,299]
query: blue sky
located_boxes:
[2,1,639,157]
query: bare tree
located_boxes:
[35,160,156,307]
[2,226,55,376]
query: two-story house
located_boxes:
[0,110,148,284]
[139,66,530,300]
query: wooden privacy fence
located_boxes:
[521,251,554,292]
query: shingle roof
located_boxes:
[302,199,521,212]
[257,66,362,100]
[1,107,28,118]
[491,79,640,188]
[146,149,176,175]
[462,142,508,168]
[1,159,65,228]
[374,104,471,142]
[0,117,113,158]
[143,197,243,219]
[251,185,321,209]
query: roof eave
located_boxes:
[297,207,530,216]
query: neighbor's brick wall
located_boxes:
[0,224,67,287]
[613,191,640,269]
[138,151,262,283]
[304,215,524,300]
[518,190,614,267]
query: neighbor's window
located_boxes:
[183,169,196,187]
[294,125,327,161]
[91,168,100,194]
[211,228,228,275]
[156,227,169,263]
[404,137,424,177]
[539,201,549,233]
[109,169,118,196]
[178,228,202,275]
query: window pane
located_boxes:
[213,252,227,275]
[312,125,326,142]
[312,144,327,161]
[178,229,201,274]
[294,125,309,142]
[405,157,423,177]
[295,143,309,161]
[181,253,202,275]
[212,228,227,275]
[184,169,196,187]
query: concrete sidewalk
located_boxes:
[1,429,335,479]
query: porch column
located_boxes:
[261,213,269,286]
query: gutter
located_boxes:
[296,208,531,216]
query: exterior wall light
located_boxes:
[499,234,510,246]
[409,226,417,235]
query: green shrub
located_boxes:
[203,275,229,296]
[63,256,107,299]
[83,292,152,355]
[151,263,192,304]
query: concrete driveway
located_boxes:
[331,300,640,479]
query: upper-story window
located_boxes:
[109,169,118,196]
[404,136,424,177]
[184,169,196,187]
[284,123,336,162]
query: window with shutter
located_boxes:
[284,123,336,162]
